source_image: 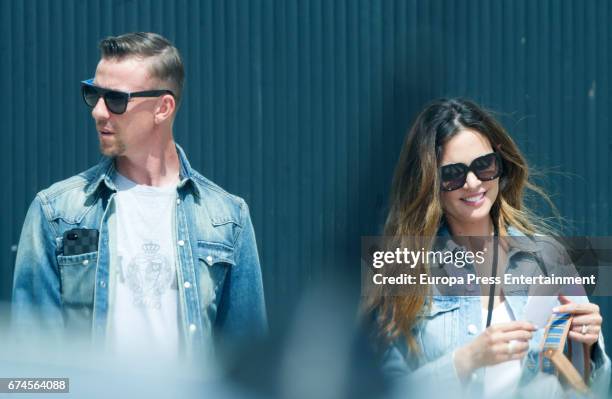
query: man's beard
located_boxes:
[99,135,127,157]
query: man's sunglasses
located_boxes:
[439,152,503,192]
[80,79,175,115]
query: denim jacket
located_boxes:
[12,144,267,356]
[381,226,611,398]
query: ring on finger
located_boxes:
[581,324,589,335]
[508,340,516,354]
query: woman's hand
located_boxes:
[454,321,536,380]
[553,295,601,347]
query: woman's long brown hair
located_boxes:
[363,98,558,352]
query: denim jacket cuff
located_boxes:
[433,351,470,393]
[588,332,610,384]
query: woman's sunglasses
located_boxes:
[80,79,175,115]
[439,152,503,192]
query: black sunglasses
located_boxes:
[80,79,175,115]
[439,152,503,192]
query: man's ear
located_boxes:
[154,94,176,124]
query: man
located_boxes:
[12,32,267,358]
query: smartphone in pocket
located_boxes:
[62,228,99,256]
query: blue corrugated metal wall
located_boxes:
[1,1,611,332]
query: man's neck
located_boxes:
[115,139,181,187]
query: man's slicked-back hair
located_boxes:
[99,32,185,109]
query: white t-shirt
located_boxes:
[481,301,522,398]
[106,173,180,360]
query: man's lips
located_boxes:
[98,129,114,136]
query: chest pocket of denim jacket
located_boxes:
[196,241,235,307]
[57,251,97,308]
[420,299,460,360]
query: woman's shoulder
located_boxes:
[506,225,568,261]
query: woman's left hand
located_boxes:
[553,295,602,347]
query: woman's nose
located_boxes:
[464,171,482,189]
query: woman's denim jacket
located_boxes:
[11,144,267,356]
[381,226,611,398]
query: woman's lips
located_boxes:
[460,191,486,207]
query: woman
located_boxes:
[365,98,610,398]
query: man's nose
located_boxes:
[91,97,110,121]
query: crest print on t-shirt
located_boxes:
[124,241,174,309]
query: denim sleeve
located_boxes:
[11,196,64,339]
[567,296,611,397]
[215,200,268,341]
[381,341,466,397]
[588,332,611,398]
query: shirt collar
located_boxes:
[84,143,201,198]
[436,219,539,254]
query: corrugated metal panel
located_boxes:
[1,1,611,332]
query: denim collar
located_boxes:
[84,143,201,198]
[436,219,539,255]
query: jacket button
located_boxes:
[184,281,191,289]
[206,255,213,264]
[100,281,106,288]
[189,324,197,333]
[178,240,185,246]
[83,259,89,266]
[468,324,478,335]
[176,198,181,205]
